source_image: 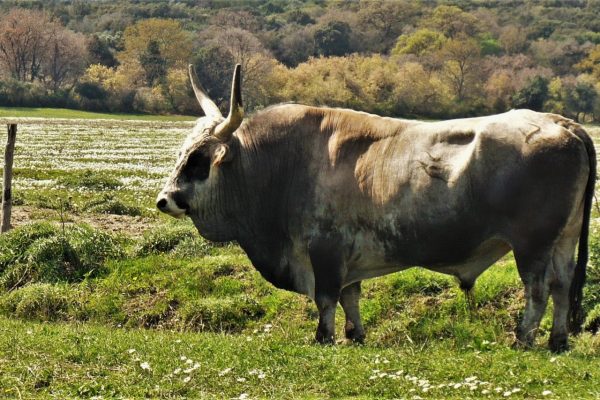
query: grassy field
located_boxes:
[0,111,600,398]
[0,106,196,121]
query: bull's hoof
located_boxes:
[315,328,335,345]
[511,338,533,350]
[345,328,365,344]
[549,335,569,353]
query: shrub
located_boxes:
[56,170,122,190]
[84,196,144,216]
[0,222,59,272]
[135,224,197,256]
[0,283,74,321]
[179,295,265,332]
[171,236,215,258]
[0,222,124,290]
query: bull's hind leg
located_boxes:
[513,248,552,348]
[340,281,365,343]
[548,233,580,352]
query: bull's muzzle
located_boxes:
[156,191,188,218]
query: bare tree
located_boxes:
[204,27,275,109]
[42,27,88,90]
[0,9,52,81]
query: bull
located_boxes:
[157,64,596,352]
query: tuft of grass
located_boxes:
[57,169,122,190]
[134,224,197,256]
[84,195,144,216]
[179,295,265,332]
[0,222,58,270]
[0,222,124,290]
[0,283,75,321]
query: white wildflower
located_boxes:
[219,367,232,376]
[542,390,553,396]
[183,376,191,383]
[140,362,151,371]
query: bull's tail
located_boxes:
[566,123,596,334]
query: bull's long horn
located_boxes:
[188,64,222,118]
[214,64,244,142]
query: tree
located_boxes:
[0,9,53,82]
[192,45,235,112]
[576,44,600,80]
[86,35,117,67]
[355,1,415,52]
[511,76,549,111]
[564,80,598,122]
[139,40,167,86]
[117,18,192,70]
[499,25,528,55]
[276,25,315,67]
[203,27,275,110]
[314,21,352,57]
[423,5,481,39]
[439,36,482,101]
[161,67,197,114]
[392,29,447,57]
[42,27,88,90]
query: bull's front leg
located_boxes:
[309,235,345,345]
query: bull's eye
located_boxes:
[183,151,211,181]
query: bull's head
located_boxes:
[156,64,243,234]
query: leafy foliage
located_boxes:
[1,2,600,119]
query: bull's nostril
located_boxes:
[157,198,168,210]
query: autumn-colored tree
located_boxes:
[161,67,197,114]
[576,44,600,80]
[392,29,447,57]
[203,27,275,110]
[314,21,353,57]
[499,26,528,55]
[42,27,88,90]
[439,36,482,101]
[423,5,481,39]
[117,18,192,70]
[0,9,53,81]
[355,0,416,52]
[511,76,549,111]
[139,40,167,86]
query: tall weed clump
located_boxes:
[135,224,215,256]
[0,222,124,290]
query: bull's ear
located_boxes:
[214,64,244,142]
[189,64,222,118]
[212,143,232,166]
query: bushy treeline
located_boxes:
[0,0,600,120]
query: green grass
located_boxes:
[0,118,599,398]
[0,106,196,121]
[2,315,600,399]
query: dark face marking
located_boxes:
[181,149,212,182]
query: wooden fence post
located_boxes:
[1,124,17,233]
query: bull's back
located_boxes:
[312,109,590,267]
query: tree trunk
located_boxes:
[1,124,17,233]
